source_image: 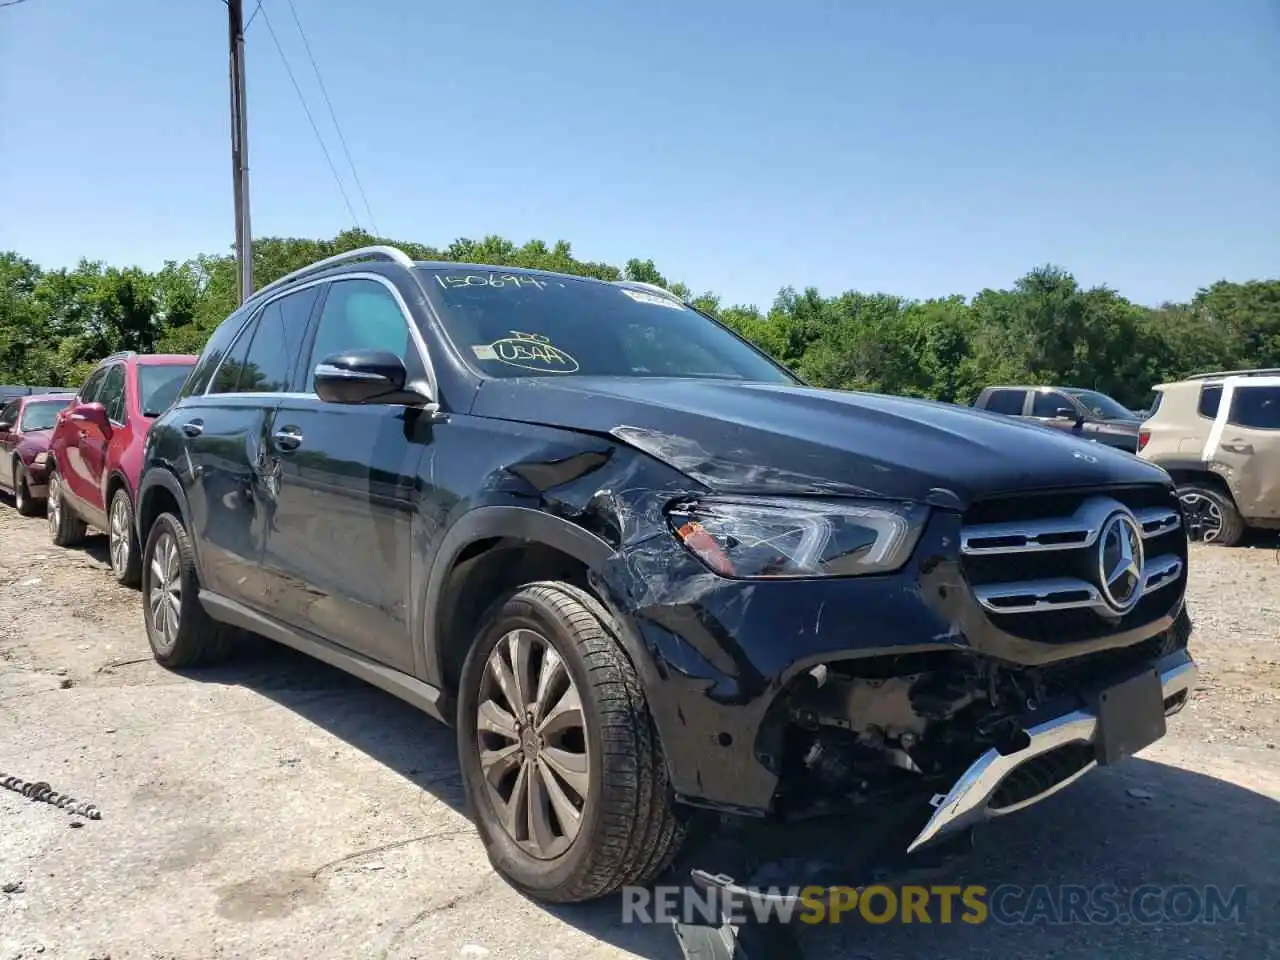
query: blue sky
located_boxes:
[1,0,1277,310]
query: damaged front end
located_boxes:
[676,621,1197,917]
[759,622,1196,853]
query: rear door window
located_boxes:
[983,389,1026,415]
[1227,386,1280,430]
[237,290,315,393]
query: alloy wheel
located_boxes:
[1179,491,1224,543]
[14,472,26,511]
[47,475,61,534]
[109,496,130,574]
[476,628,590,860]
[148,531,182,651]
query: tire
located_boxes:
[457,580,685,904]
[140,511,236,668]
[13,461,39,517]
[1177,483,1245,547]
[107,487,142,587]
[46,469,87,547]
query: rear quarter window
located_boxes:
[182,307,259,398]
[1197,384,1222,419]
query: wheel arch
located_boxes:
[136,468,201,576]
[1162,464,1239,505]
[423,506,651,701]
[105,469,134,514]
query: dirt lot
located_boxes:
[1,504,1278,960]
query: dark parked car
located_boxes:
[46,351,197,585]
[972,385,1144,452]
[135,246,1197,909]
[0,392,76,514]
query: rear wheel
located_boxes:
[47,470,86,546]
[108,488,142,586]
[141,511,235,668]
[13,462,39,517]
[1177,483,1245,547]
[457,581,685,903]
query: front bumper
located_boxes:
[907,648,1197,853]
[676,649,1198,923]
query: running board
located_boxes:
[198,590,451,726]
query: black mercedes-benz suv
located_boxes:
[135,245,1197,905]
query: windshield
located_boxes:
[420,269,798,384]
[19,399,67,431]
[1070,390,1134,420]
[138,363,195,417]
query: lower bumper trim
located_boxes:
[906,650,1198,853]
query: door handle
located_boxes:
[181,419,204,438]
[1220,441,1254,455]
[273,427,303,452]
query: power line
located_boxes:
[259,1,362,230]
[0,0,38,9]
[244,0,264,30]
[284,0,379,235]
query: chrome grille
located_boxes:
[961,487,1187,641]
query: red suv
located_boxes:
[47,352,197,584]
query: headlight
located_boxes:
[32,452,49,467]
[666,497,928,579]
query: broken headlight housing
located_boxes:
[667,497,928,579]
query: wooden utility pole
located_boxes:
[228,0,253,303]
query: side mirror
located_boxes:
[70,402,110,432]
[314,350,411,405]
[0,421,11,433]
[1054,407,1077,420]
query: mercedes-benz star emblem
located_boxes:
[1098,512,1145,613]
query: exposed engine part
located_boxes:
[772,654,1045,817]
[791,671,929,740]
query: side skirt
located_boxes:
[199,589,452,726]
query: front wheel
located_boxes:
[1177,483,1245,547]
[457,581,685,904]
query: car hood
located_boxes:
[470,377,1172,508]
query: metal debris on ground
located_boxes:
[0,772,102,820]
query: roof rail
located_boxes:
[252,245,416,301]
[612,279,685,303]
[1182,367,1280,381]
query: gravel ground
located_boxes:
[0,502,1277,960]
